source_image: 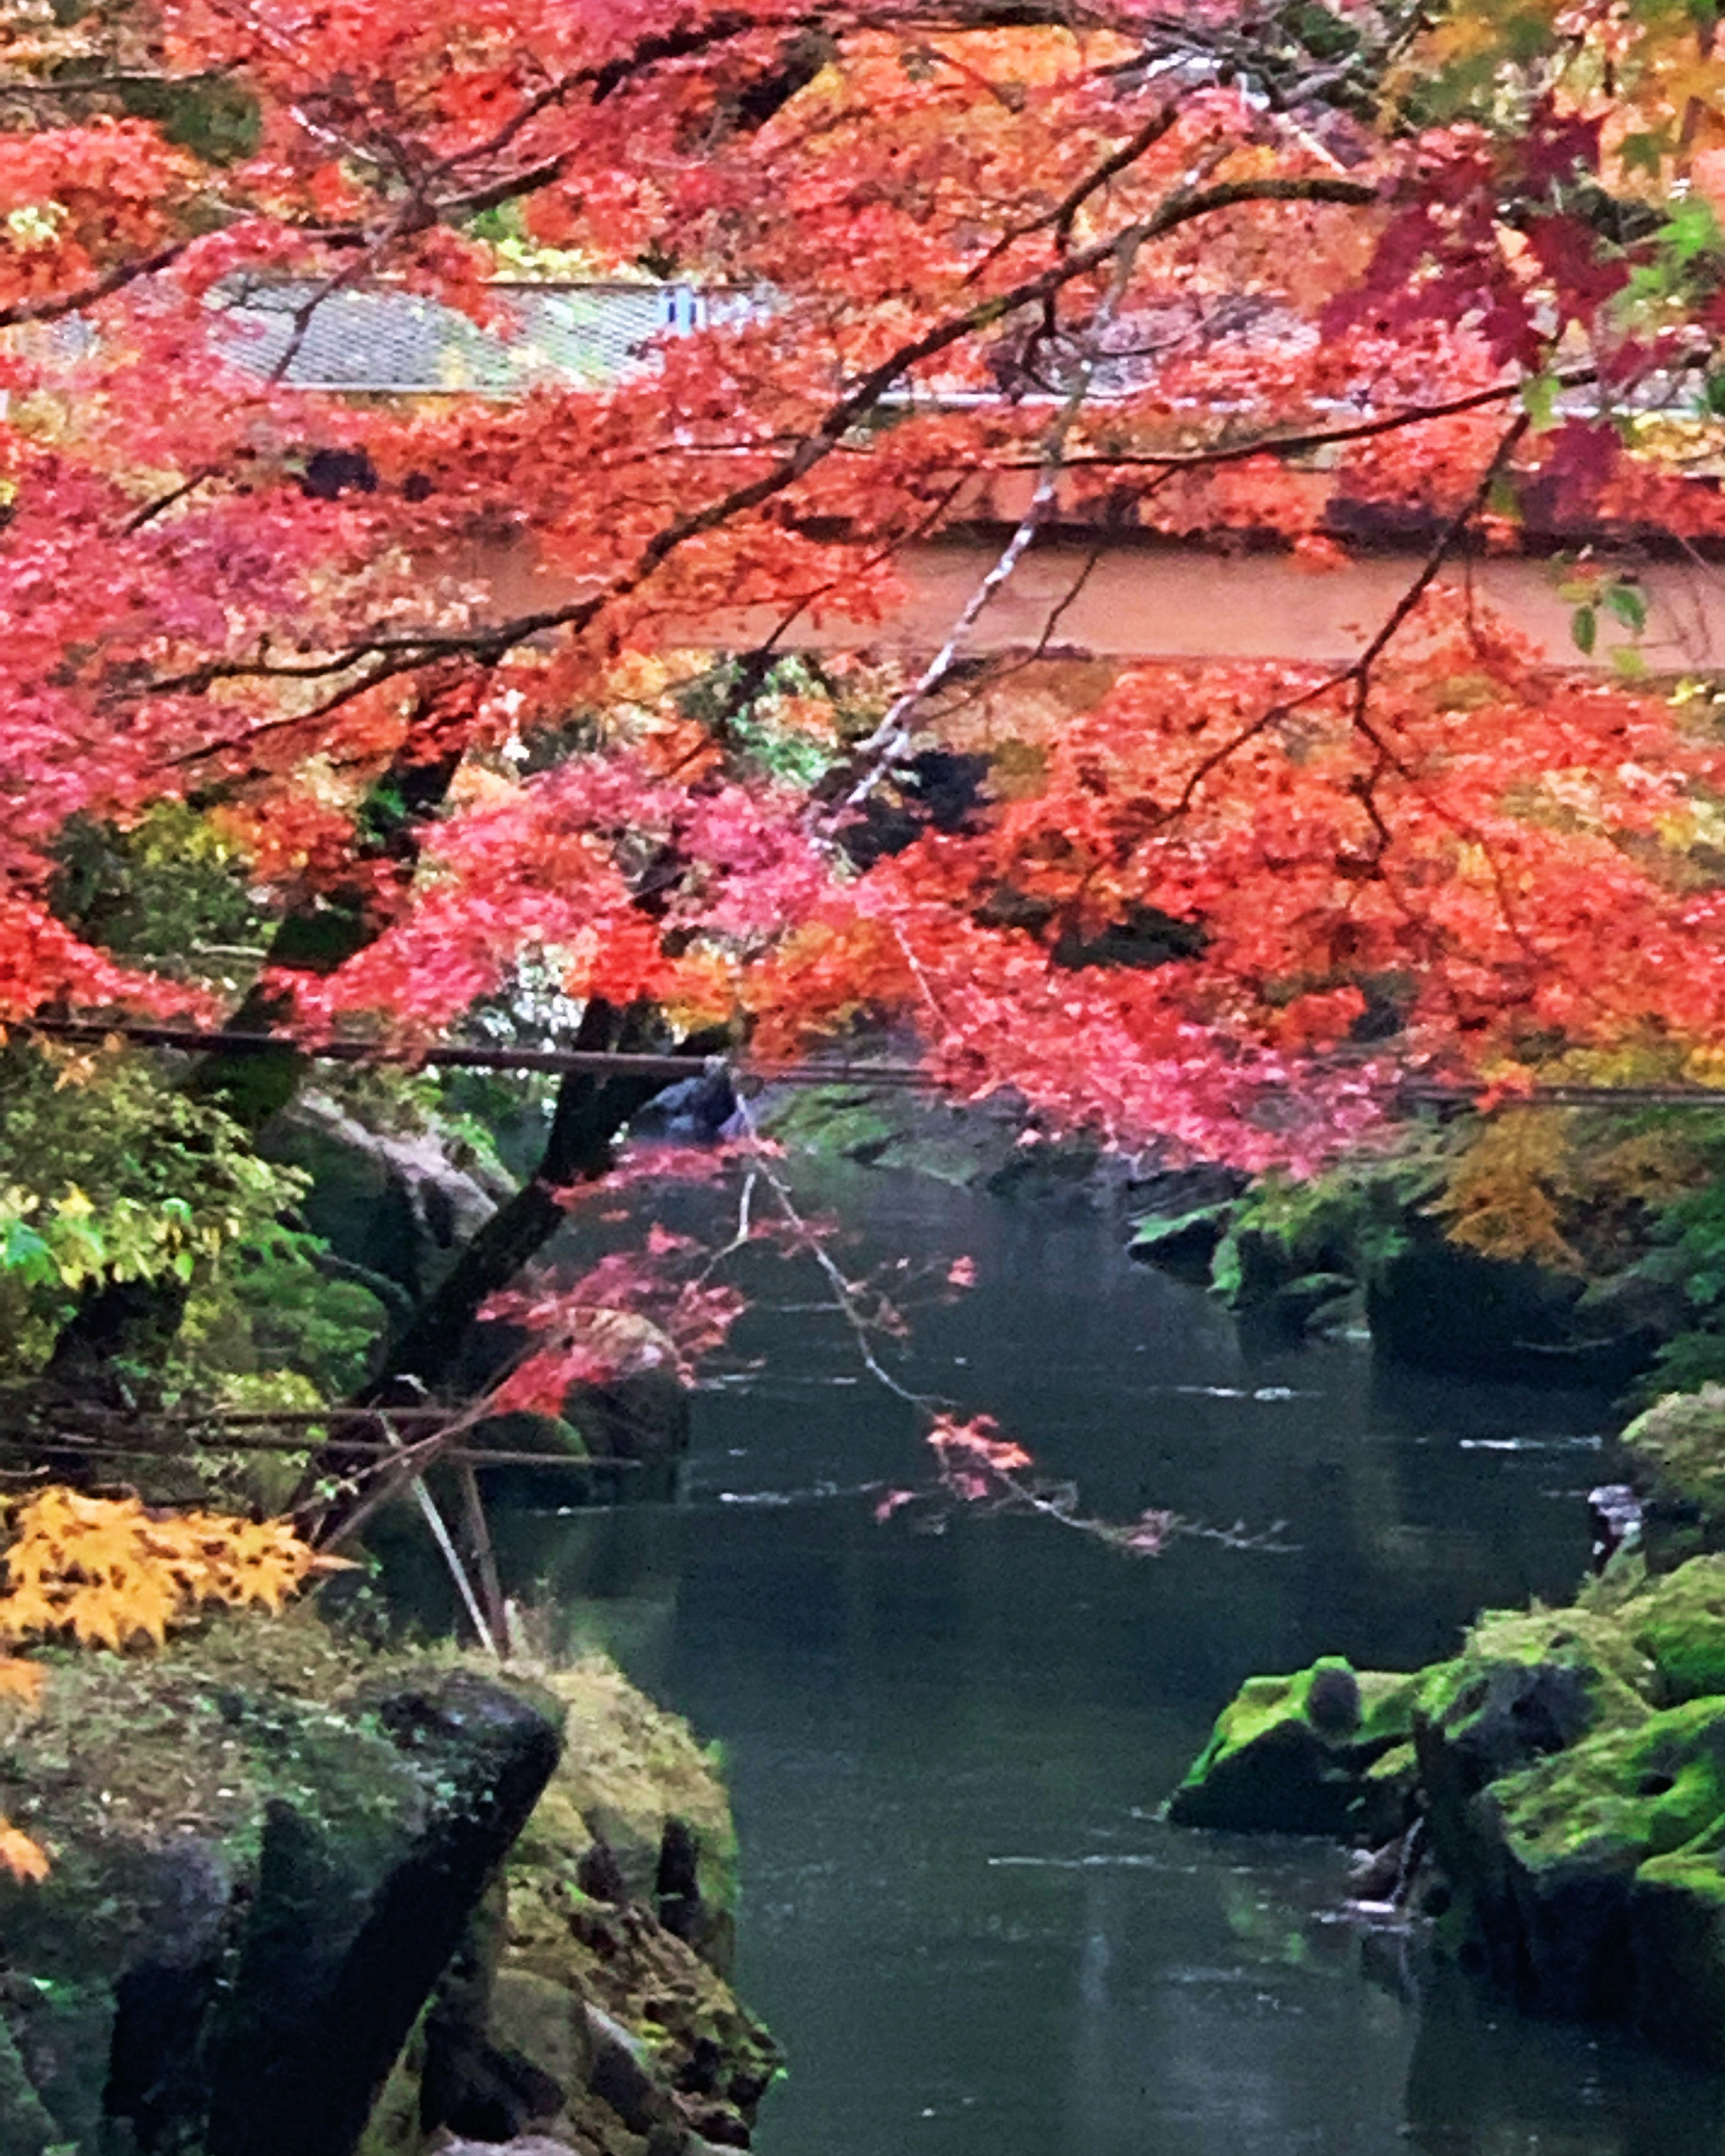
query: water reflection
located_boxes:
[467,1165,1722,2156]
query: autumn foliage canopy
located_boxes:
[10,0,1725,1169]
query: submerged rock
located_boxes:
[1166,1657,1419,1836]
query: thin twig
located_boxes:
[380,1418,498,1653]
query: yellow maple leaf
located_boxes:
[66,1588,131,1653]
[0,1821,49,1884]
[0,1658,43,1706]
[0,1486,327,1666]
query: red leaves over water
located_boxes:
[9,3,1725,1164]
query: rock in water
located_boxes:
[1621,1387,1725,1573]
[1168,1558,1725,2067]
[1166,1657,1417,1837]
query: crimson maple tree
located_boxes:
[8,0,1725,1412]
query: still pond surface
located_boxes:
[513,1164,1725,2156]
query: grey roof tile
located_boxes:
[216,280,722,393]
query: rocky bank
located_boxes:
[0,1612,777,2156]
[1167,1385,1725,2065]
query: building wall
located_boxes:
[465,530,1725,672]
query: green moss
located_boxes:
[502,1657,779,2129]
[1495,1698,1725,1869]
[0,1608,379,1868]
[509,1656,737,1917]
[1419,1605,1654,1732]
[1365,1737,1416,1785]
[1618,1555,1725,1704]
[760,1087,904,1162]
[1637,1842,1725,1905]
[1168,1657,1419,1836]
[1622,1387,1725,1566]
[1359,1671,1422,1743]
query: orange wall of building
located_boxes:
[467,533,1725,673]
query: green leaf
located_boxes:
[1130,1201,1233,1248]
[0,1221,57,1286]
[1620,130,1670,179]
[1666,196,1724,267]
[1522,371,1560,433]
[1606,583,1647,635]
[1572,604,1597,656]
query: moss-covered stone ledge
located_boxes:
[1168,1555,1725,2065]
[0,1612,562,2156]
[0,1613,778,2156]
[1166,1657,1419,1838]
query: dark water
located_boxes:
[490,1166,1725,2156]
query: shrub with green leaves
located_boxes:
[0,1042,306,1381]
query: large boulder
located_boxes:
[420,1655,779,2155]
[1471,1697,1725,2045]
[458,1311,692,1499]
[258,1091,506,1302]
[1166,1657,1419,1837]
[0,1623,781,2156]
[557,1314,692,1500]
[0,1616,561,2156]
[1366,1231,1657,1386]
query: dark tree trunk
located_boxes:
[355,1002,730,1402]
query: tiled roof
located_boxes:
[216,279,723,394]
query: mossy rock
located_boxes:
[464,1410,590,1506]
[0,1614,561,2156]
[760,1081,1023,1188]
[508,1658,738,1962]
[493,1654,778,2147]
[1620,1387,1725,1572]
[1412,1605,1653,1897]
[1128,1202,1230,1280]
[1630,1844,1725,2061]
[1358,1739,1421,1848]
[1167,1658,1419,1836]
[358,1651,778,2155]
[1417,1606,1654,1741]
[1470,1699,1725,2029]
[1493,1697,1725,1869]
[1618,1555,1725,1705]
